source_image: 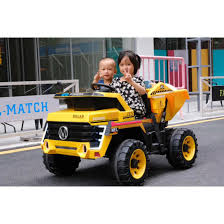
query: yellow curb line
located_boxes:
[0,145,40,155]
[168,116,224,128]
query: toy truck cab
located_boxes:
[41,90,135,159]
[41,82,198,185]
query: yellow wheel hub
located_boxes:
[182,136,196,161]
[130,149,146,179]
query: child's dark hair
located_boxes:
[118,50,141,75]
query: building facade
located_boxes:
[0,38,153,97]
[0,37,224,97]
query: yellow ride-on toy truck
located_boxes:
[41,82,198,186]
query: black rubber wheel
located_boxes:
[111,139,150,186]
[43,153,81,176]
[167,128,198,169]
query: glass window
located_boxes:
[39,38,71,81]
[71,38,105,92]
[0,38,9,97]
[154,38,185,50]
[106,38,122,56]
[106,38,122,76]
[166,38,185,50]
[39,38,107,92]
[154,38,166,50]
[0,39,7,82]
[212,38,224,49]
[8,38,38,96]
[0,38,38,97]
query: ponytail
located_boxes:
[135,54,141,70]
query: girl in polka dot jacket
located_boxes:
[111,50,147,118]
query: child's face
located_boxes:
[119,56,134,76]
[99,60,116,81]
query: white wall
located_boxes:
[135,38,154,56]
[135,38,154,81]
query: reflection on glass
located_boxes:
[106,38,122,76]
[71,38,105,91]
[39,38,71,81]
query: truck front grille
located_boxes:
[45,122,105,148]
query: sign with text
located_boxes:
[212,86,224,101]
[0,95,59,122]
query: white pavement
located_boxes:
[0,119,45,151]
[0,97,223,151]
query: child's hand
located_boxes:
[94,72,101,79]
[123,69,133,84]
[93,71,101,82]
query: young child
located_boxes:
[111,50,146,118]
[92,58,117,85]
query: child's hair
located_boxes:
[99,57,117,73]
[118,50,141,75]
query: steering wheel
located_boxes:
[91,83,116,92]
